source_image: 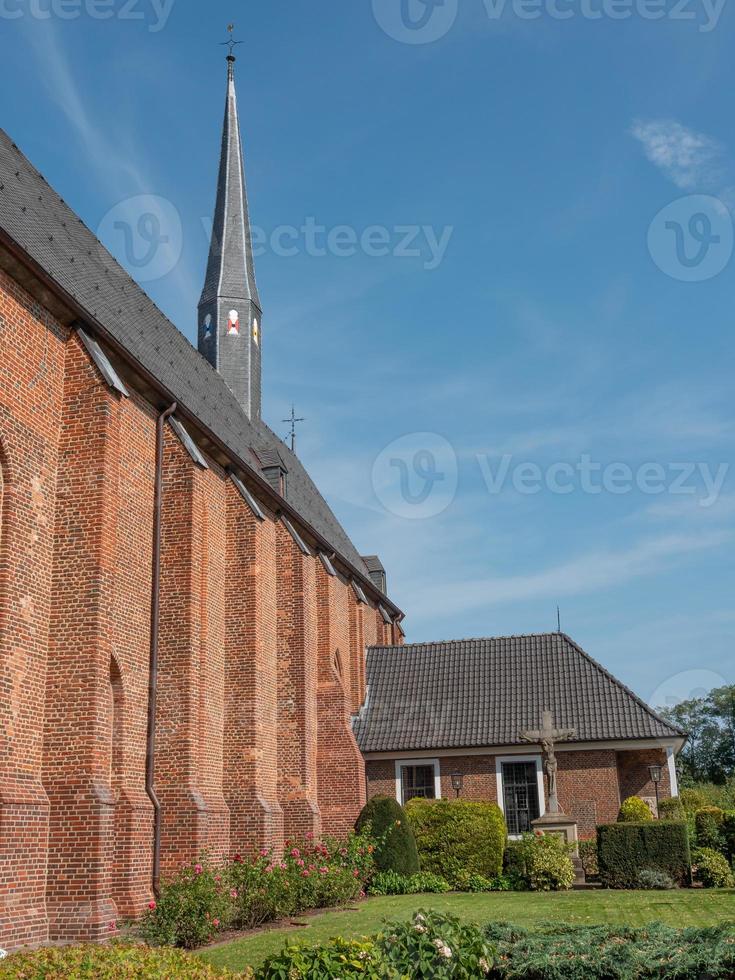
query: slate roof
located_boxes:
[0,129,381,589]
[353,633,684,753]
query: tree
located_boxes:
[658,684,735,785]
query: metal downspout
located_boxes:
[146,401,177,897]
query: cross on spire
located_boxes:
[220,23,243,58]
[283,405,305,453]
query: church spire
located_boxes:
[198,33,262,419]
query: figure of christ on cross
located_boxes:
[519,711,576,815]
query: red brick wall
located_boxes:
[316,568,366,835]
[367,747,671,839]
[0,262,377,946]
[617,749,671,815]
[0,269,66,948]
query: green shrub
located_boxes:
[695,806,726,852]
[679,787,708,813]
[355,795,419,875]
[405,798,506,887]
[484,922,735,979]
[368,869,450,895]
[597,820,691,888]
[658,797,686,821]
[259,937,385,979]
[507,833,575,891]
[0,944,238,978]
[379,910,494,977]
[138,858,233,949]
[579,839,599,878]
[722,811,735,862]
[618,796,653,822]
[636,868,676,889]
[692,846,735,888]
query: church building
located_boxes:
[0,52,403,949]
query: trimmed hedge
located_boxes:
[405,798,506,886]
[658,797,685,821]
[722,811,735,862]
[0,944,238,978]
[354,795,419,874]
[597,820,691,888]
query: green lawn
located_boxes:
[198,889,735,973]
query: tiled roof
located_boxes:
[0,130,379,588]
[353,633,684,753]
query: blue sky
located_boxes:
[3,1,733,708]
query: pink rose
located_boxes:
[212,918,220,928]
[230,888,238,898]
[260,848,269,857]
[301,870,310,878]
[290,848,301,858]
[353,869,360,878]
[305,831,314,840]
[194,864,203,875]
[297,859,305,867]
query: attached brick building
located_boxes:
[0,54,403,949]
[355,634,685,839]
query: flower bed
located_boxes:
[139,831,375,949]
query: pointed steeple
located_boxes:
[198,46,262,419]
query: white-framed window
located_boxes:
[394,758,441,806]
[495,755,545,838]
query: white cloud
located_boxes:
[402,530,732,621]
[631,119,725,191]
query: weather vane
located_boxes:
[220,23,243,57]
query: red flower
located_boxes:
[212,918,220,928]
[108,921,116,932]
[148,901,156,910]
[194,863,203,874]
[234,854,243,863]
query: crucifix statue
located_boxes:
[519,710,576,815]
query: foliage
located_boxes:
[484,921,735,979]
[367,869,450,896]
[636,868,676,890]
[138,858,233,949]
[597,821,691,888]
[691,846,735,888]
[658,684,735,785]
[405,798,506,887]
[618,796,653,823]
[694,806,726,852]
[678,787,709,812]
[140,832,373,950]
[722,811,735,862]
[258,937,386,979]
[378,910,494,978]
[657,797,685,821]
[578,839,598,878]
[0,943,239,979]
[505,833,575,891]
[354,795,419,875]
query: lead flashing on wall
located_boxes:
[76,326,129,397]
[351,579,369,605]
[282,515,312,556]
[169,416,209,469]
[230,473,265,521]
[379,604,393,625]
[318,551,337,577]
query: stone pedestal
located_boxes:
[532,811,585,885]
